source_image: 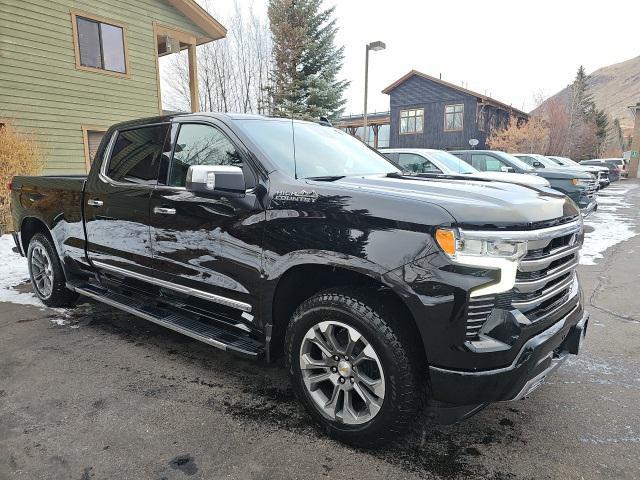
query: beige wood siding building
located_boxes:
[0,0,225,174]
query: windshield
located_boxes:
[547,157,565,166]
[427,150,477,174]
[494,151,535,172]
[236,119,399,179]
[534,156,560,168]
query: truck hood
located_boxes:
[469,171,550,187]
[325,175,579,228]
[534,168,592,180]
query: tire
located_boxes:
[27,233,79,308]
[285,288,424,447]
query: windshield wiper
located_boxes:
[305,175,346,181]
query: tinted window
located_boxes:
[169,124,243,187]
[397,153,441,173]
[516,155,535,165]
[107,125,170,184]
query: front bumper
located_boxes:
[428,303,588,406]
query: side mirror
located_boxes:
[533,161,544,168]
[186,165,245,197]
[500,166,515,173]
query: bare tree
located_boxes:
[162,0,272,114]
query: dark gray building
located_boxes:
[382,70,529,150]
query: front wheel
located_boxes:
[285,289,424,447]
[27,233,78,308]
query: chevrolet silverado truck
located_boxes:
[9,113,589,446]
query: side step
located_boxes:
[68,282,264,359]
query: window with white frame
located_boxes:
[444,104,464,131]
[399,108,424,134]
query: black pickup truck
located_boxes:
[9,113,588,446]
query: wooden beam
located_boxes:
[188,44,199,112]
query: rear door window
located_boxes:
[106,125,170,184]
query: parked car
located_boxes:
[547,156,610,189]
[580,159,621,182]
[10,113,589,447]
[451,150,597,214]
[379,148,551,188]
[599,158,628,178]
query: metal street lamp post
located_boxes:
[363,41,386,145]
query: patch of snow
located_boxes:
[580,184,639,265]
[0,235,45,307]
[49,317,69,326]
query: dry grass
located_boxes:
[0,123,43,234]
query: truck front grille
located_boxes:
[464,223,582,340]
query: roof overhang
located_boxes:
[382,69,529,118]
[166,0,227,44]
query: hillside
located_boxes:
[535,55,640,129]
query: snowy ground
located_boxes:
[0,234,43,307]
[580,182,639,265]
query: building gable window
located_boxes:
[71,11,129,76]
[399,108,424,134]
[444,104,464,131]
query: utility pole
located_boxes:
[363,41,386,145]
[628,102,640,178]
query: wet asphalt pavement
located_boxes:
[1,183,639,480]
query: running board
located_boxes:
[68,282,264,358]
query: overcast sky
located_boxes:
[200,0,640,115]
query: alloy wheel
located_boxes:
[299,320,385,425]
[31,244,54,299]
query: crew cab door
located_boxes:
[84,123,170,275]
[147,120,264,315]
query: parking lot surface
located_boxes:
[1,182,639,480]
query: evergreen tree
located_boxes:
[268,0,349,120]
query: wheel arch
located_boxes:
[20,217,69,279]
[266,261,428,365]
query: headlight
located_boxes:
[435,229,527,260]
[571,178,591,188]
[435,228,528,297]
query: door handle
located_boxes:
[153,206,176,215]
[87,199,103,207]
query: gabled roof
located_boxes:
[382,70,528,118]
[167,0,227,43]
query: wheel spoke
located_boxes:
[324,384,341,418]
[353,382,382,417]
[300,353,330,370]
[307,371,332,385]
[357,372,385,398]
[352,343,376,366]
[344,326,361,356]
[338,389,359,424]
[307,327,335,357]
[323,323,344,355]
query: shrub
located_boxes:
[0,122,43,234]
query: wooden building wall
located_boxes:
[0,0,207,174]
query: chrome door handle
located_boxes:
[87,199,103,207]
[153,207,176,215]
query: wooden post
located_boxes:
[188,44,199,112]
[373,124,380,149]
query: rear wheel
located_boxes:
[285,288,424,447]
[27,233,78,308]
